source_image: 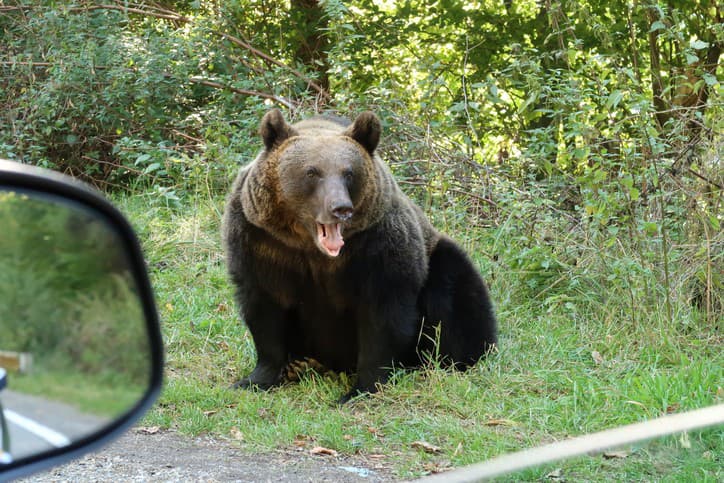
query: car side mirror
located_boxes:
[0,160,163,480]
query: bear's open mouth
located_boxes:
[316,222,344,257]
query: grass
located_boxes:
[111,189,722,481]
[10,371,146,419]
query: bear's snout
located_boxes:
[322,179,354,222]
[331,202,354,221]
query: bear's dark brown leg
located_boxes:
[339,292,421,403]
[420,236,497,367]
[231,288,289,390]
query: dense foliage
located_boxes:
[2,0,720,321]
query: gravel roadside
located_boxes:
[19,428,397,482]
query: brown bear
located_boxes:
[223,109,497,402]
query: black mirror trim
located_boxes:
[0,159,164,481]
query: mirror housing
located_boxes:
[0,159,163,480]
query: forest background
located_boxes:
[1,1,722,480]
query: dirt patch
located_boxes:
[21,427,398,482]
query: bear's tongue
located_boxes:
[317,223,344,257]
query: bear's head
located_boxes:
[254,110,382,258]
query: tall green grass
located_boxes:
[113,191,722,481]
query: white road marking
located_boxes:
[3,409,71,447]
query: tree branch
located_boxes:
[189,77,297,109]
[214,31,330,100]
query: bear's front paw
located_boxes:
[230,369,284,391]
[338,381,382,404]
[338,388,367,405]
[339,371,387,403]
[231,361,285,390]
[229,377,277,391]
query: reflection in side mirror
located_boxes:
[0,160,163,480]
[0,190,150,460]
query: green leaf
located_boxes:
[649,21,666,32]
[709,215,720,231]
[702,73,717,86]
[606,90,624,110]
[143,162,161,174]
[134,153,151,165]
[629,187,640,201]
[685,53,700,65]
[642,222,659,235]
[620,175,633,189]
[567,49,577,65]
[690,39,709,50]
[518,91,539,114]
[448,102,467,113]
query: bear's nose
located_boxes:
[331,203,354,221]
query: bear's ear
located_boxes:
[344,111,381,155]
[259,109,296,151]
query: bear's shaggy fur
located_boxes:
[223,110,497,402]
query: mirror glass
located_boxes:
[0,189,151,463]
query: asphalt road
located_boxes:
[2,390,109,461]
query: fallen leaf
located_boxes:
[310,446,338,457]
[412,440,442,454]
[293,434,313,447]
[422,460,451,474]
[368,427,385,438]
[369,454,386,460]
[603,450,629,459]
[215,302,228,313]
[591,350,604,365]
[665,403,680,414]
[136,426,160,434]
[484,418,517,426]
[203,410,218,417]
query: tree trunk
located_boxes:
[647,7,669,128]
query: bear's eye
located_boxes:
[342,169,354,182]
[305,167,321,179]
